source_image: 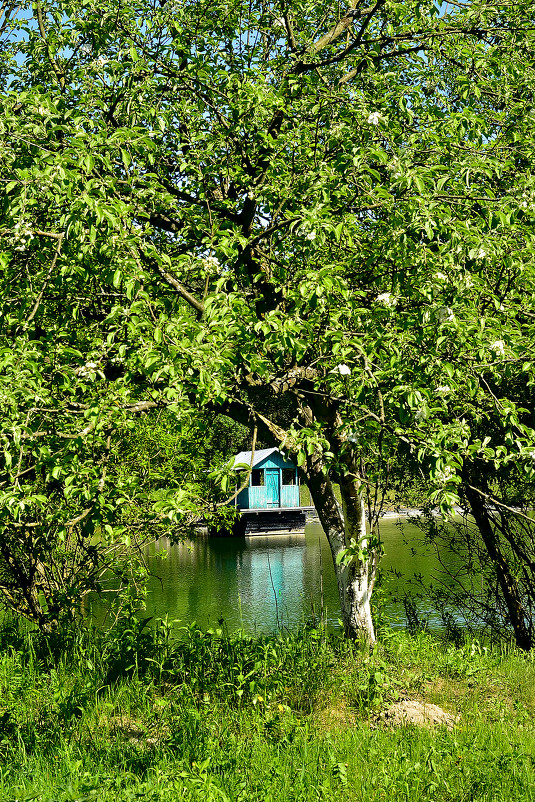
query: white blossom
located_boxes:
[415,408,427,421]
[521,192,531,209]
[336,364,351,376]
[490,339,505,356]
[476,248,486,259]
[436,466,455,484]
[203,255,221,271]
[376,291,396,307]
[436,385,451,396]
[367,111,382,125]
[437,306,454,323]
[12,221,35,251]
[77,360,102,378]
[92,55,109,70]
[434,272,448,281]
[305,230,316,240]
[389,158,401,175]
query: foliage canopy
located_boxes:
[2,0,535,640]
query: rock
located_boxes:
[377,700,459,729]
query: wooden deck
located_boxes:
[240,506,316,514]
[234,507,314,537]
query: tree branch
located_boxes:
[34,1,65,90]
[137,249,205,316]
[215,422,258,507]
[24,233,64,328]
[467,485,534,523]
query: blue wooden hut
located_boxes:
[232,448,300,510]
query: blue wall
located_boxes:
[237,451,299,510]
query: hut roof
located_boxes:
[232,447,281,470]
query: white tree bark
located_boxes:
[335,493,376,644]
[338,562,375,643]
[304,455,377,643]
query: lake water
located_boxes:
[119,518,460,634]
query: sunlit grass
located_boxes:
[0,618,534,800]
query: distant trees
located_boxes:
[2,0,535,641]
[111,410,250,533]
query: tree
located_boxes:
[406,375,535,650]
[2,0,535,640]
[111,409,250,533]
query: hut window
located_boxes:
[282,469,295,486]
[251,469,265,486]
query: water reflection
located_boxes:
[90,519,461,634]
[143,529,341,633]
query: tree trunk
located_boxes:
[303,452,377,643]
[218,400,378,642]
[464,482,533,650]
[337,555,376,643]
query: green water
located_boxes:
[133,518,458,634]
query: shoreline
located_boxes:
[379,505,464,520]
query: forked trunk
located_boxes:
[304,455,377,643]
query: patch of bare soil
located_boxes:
[375,700,460,730]
[109,714,160,746]
[314,700,358,732]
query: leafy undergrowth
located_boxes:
[0,617,535,801]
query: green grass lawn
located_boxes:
[1,619,535,801]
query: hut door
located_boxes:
[265,468,280,508]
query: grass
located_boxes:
[0,616,535,801]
